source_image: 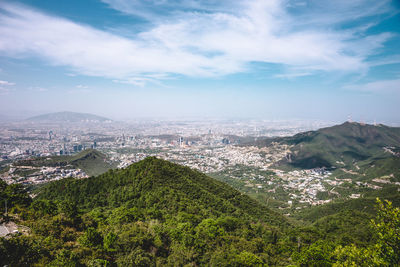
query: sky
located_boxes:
[0,0,399,123]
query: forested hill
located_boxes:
[0,157,293,266]
[1,157,400,265]
[247,122,400,169]
[37,157,289,228]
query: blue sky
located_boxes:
[0,0,399,122]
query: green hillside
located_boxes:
[249,122,400,171]
[14,149,117,176]
[1,158,293,266]
[37,157,288,227]
[294,186,400,222]
[68,149,117,176]
[359,157,400,182]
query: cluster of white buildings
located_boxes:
[112,143,290,174]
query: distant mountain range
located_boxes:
[246,122,400,170]
[26,111,111,123]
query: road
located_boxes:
[0,224,10,237]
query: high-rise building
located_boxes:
[178,137,184,146]
[222,138,230,145]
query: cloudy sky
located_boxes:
[0,0,399,122]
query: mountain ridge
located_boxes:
[246,122,400,170]
[26,111,111,123]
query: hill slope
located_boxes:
[250,122,400,170]
[1,157,294,266]
[38,157,289,227]
[26,111,111,123]
[15,149,117,176]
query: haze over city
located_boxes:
[0,0,399,123]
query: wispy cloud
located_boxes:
[68,88,92,94]
[100,0,238,21]
[367,55,400,67]
[344,79,400,93]
[0,80,15,95]
[0,80,15,86]
[0,1,397,83]
[274,72,313,79]
[28,86,48,92]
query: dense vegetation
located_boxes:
[1,158,293,266]
[1,157,399,266]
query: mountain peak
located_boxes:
[26,111,111,123]
[38,156,289,227]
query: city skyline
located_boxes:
[0,0,399,122]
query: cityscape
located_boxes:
[2,117,397,211]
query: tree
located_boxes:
[0,236,43,266]
[371,198,400,265]
[59,200,79,220]
[297,240,333,267]
[103,232,117,251]
[332,244,384,266]
[30,199,58,217]
[78,227,103,248]
[49,249,79,267]
[234,251,263,266]
[116,248,153,267]
[332,198,400,266]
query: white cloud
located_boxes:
[0,80,15,95]
[76,84,88,89]
[0,1,396,83]
[28,86,48,92]
[100,0,239,21]
[113,76,171,87]
[344,79,400,93]
[367,55,400,67]
[274,72,313,79]
[0,80,15,86]
[68,88,92,94]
